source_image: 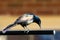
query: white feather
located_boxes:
[20,14,33,21]
[27,19,33,24]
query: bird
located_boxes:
[2,12,41,33]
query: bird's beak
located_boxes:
[34,19,41,28]
[37,22,41,28]
[33,16,41,28]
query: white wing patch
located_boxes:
[27,19,33,24]
[17,14,33,23]
[20,15,33,21]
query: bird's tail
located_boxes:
[2,23,16,33]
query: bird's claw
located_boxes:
[26,30,29,34]
[24,30,29,34]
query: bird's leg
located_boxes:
[26,26,29,33]
[24,26,29,33]
[24,27,27,33]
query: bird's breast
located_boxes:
[20,21,28,27]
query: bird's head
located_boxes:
[33,15,41,28]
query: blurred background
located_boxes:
[0,0,60,40]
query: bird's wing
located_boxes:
[20,16,33,22]
[27,19,33,24]
[15,14,33,23]
[15,17,28,23]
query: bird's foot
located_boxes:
[24,30,29,34]
[26,30,29,34]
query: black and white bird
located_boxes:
[2,12,41,33]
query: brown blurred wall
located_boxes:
[7,35,29,40]
[0,0,60,15]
